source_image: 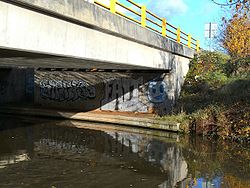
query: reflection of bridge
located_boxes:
[0,0,197,115]
[0,153,30,169]
[0,118,187,187]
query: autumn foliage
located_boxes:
[219,1,250,58]
[221,13,250,58]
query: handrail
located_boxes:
[116,1,141,17]
[167,29,176,36]
[181,35,188,42]
[126,0,141,9]
[191,41,196,46]
[146,9,162,22]
[167,23,177,30]
[180,30,188,37]
[191,37,197,42]
[146,26,161,34]
[94,1,109,10]
[116,11,141,24]
[94,0,199,52]
[146,17,161,29]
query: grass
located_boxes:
[161,51,250,143]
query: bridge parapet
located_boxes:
[94,0,199,51]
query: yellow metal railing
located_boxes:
[94,0,200,52]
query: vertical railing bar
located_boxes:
[162,18,166,37]
[94,0,198,48]
[177,28,181,43]
[141,5,146,27]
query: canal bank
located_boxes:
[0,106,180,132]
[160,51,250,143]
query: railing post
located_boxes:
[177,28,181,43]
[162,18,166,37]
[188,34,191,48]
[141,5,146,27]
[196,40,200,52]
[110,0,117,14]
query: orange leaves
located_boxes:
[217,0,250,58]
[222,13,250,58]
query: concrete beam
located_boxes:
[0,0,195,69]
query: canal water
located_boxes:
[0,115,249,188]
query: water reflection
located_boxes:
[0,116,249,188]
[0,153,30,169]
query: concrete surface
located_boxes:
[0,106,180,131]
[0,0,193,115]
[0,56,168,70]
[34,62,188,114]
[0,54,189,115]
[0,68,34,104]
[0,0,194,69]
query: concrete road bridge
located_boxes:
[0,0,199,115]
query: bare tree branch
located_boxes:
[211,0,240,6]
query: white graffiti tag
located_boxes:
[40,80,95,102]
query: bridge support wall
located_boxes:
[0,0,193,115]
[0,55,188,115]
[0,68,34,104]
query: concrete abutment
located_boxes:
[0,0,193,119]
[0,56,189,115]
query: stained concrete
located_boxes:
[0,56,168,70]
[34,71,163,113]
[0,68,34,104]
[0,106,180,131]
[0,0,194,69]
[0,52,189,115]
[6,0,194,57]
[33,60,189,114]
[0,0,193,115]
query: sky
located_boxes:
[141,0,225,49]
[101,0,226,50]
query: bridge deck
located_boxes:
[0,57,169,72]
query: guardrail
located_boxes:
[94,0,200,52]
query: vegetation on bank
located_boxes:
[161,1,250,142]
[161,51,249,142]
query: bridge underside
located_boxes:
[0,48,169,72]
[0,0,192,115]
[0,50,185,115]
[0,0,194,70]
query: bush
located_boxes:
[186,51,230,88]
[167,50,250,142]
[224,57,250,76]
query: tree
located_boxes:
[214,0,250,58]
[221,13,250,58]
[211,0,249,11]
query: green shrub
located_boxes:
[164,50,250,142]
[186,50,230,88]
[224,57,250,76]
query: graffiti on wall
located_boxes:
[147,81,167,103]
[0,81,8,96]
[101,78,146,111]
[40,80,95,102]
